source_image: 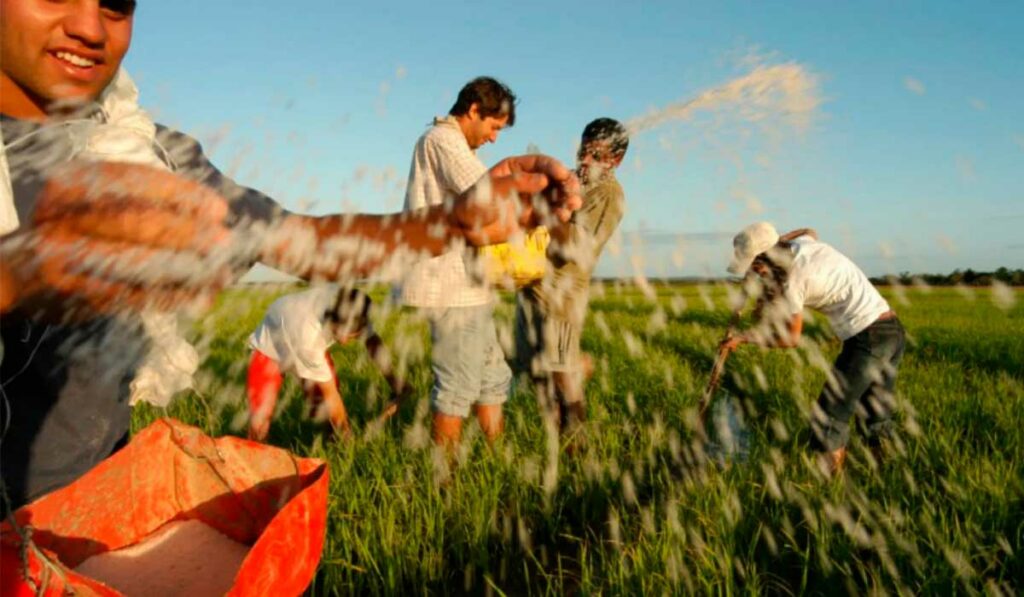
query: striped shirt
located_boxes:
[398,116,493,308]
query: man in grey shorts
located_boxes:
[398,77,518,446]
[516,118,629,436]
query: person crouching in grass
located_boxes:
[719,223,906,476]
[246,287,403,442]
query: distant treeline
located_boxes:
[592,268,1024,288]
[870,268,1024,287]
[242,269,1024,290]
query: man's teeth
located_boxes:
[56,51,96,67]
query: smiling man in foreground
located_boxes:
[0,0,580,511]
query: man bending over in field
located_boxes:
[720,223,906,476]
[247,287,404,442]
[516,118,629,438]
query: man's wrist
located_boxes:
[740,332,762,347]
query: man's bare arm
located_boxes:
[312,378,351,435]
[1,161,232,318]
[258,154,581,280]
[2,155,579,319]
[779,228,818,242]
[722,312,804,351]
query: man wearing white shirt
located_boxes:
[400,77,516,446]
[721,223,906,475]
[247,287,403,442]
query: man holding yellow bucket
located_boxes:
[515,118,630,438]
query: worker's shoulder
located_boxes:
[415,118,464,146]
[154,124,203,150]
[584,174,625,209]
[153,124,213,170]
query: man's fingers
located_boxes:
[379,401,400,421]
[491,155,576,190]
[500,154,572,181]
[553,206,575,224]
[508,172,551,197]
[34,161,229,224]
[507,155,581,223]
[32,265,216,320]
[458,153,583,242]
[34,224,234,287]
[43,208,230,254]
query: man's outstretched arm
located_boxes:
[721,312,804,351]
[779,228,818,242]
[1,155,578,319]
[0,161,232,318]
[239,155,581,280]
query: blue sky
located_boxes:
[125,0,1023,278]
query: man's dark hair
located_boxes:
[581,118,630,159]
[101,0,136,16]
[751,248,791,319]
[449,77,517,126]
[325,288,372,334]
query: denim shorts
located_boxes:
[424,304,512,418]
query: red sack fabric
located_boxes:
[1,418,328,596]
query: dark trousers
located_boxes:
[811,317,906,452]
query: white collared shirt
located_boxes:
[0,124,18,235]
[397,116,492,308]
[249,287,350,382]
[783,236,891,340]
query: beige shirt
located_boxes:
[522,172,626,326]
[398,116,492,308]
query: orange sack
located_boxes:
[1,418,328,596]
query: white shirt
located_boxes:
[248,287,339,382]
[0,123,19,235]
[397,116,492,308]
[783,236,891,340]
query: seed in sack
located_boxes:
[74,519,250,596]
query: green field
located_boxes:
[132,284,1024,595]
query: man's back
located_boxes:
[785,236,890,340]
[404,117,486,211]
[248,287,337,381]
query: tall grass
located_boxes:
[133,284,1024,594]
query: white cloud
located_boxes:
[955,155,976,182]
[903,77,926,95]
[936,234,957,255]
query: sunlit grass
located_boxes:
[132,284,1024,594]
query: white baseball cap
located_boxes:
[727,222,780,274]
